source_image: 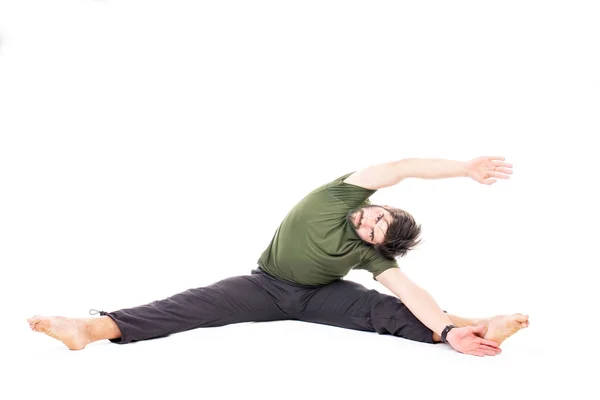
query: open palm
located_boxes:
[447,325,501,357]
[466,156,513,185]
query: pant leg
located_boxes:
[297,279,435,344]
[103,271,289,344]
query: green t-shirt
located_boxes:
[257,172,399,286]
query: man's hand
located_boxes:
[466,156,513,185]
[446,325,502,357]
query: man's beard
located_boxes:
[347,206,362,229]
[346,205,378,242]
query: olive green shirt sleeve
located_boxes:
[356,248,399,280]
[326,172,376,210]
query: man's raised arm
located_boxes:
[343,156,513,190]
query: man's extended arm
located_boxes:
[376,268,453,337]
[343,156,512,190]
[376,268,500,356]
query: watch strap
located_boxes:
[441,324,457,343]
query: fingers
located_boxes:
[494,167,513,175]
[480,338,500,347]
[468,346,501,357]
[477,343,501,356]
[481,348,500,356]
[481,169,509,182]
[481,159,513,183]
[490,165,512,179]
[492,161,512,168]
[480,344,502,354]
[491,172,510,179]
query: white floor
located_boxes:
[4,304,590,400]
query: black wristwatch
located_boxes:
[441,324,457,343]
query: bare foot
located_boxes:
[484,313,529,346]
[27,315,90,350]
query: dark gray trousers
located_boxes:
[102,267,435,345]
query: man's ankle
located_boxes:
[85,316,122,341]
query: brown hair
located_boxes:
[375,207,422,259]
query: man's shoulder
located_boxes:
[307,172,356,194]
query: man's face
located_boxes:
[347,205,393,245]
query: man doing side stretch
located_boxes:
[28,156,529,357]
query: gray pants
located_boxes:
[101,267,435,345]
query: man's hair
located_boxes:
[375,207,422,259]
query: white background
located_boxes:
[1,1,598,399]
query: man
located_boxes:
[28,155,529,356]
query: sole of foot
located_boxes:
[27,315,89,350]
